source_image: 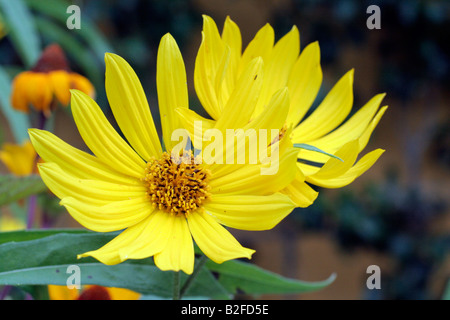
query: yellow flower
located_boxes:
[0,140,37,176]
[48,285,140,300]
[177,15,387,208]
[0,214,25,231]
[11,44,95,117]
[29,34,296,274]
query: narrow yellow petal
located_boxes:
[70,90,146,178]
[154,215,194,274]
[282,169,318,208]
[188,210,255,264]
[174,107,215,149]
[105,53,162,160]
[306,149,385,188]
[204,193,295,231]
[38,162,146,206]
[244,87,290,132]
[29,129,139,185]
[253,26,300,117]
[238,23,274,78]
[78,214,157,265]
[295,94,385,163]
[209,146,298,195]
[307,94,385,149]
[214,57,263,131]
[194,15,227,120]
[304,140,359,180]
[221,16,242,102]
[286,41,322,127]
[60,196,152,232]
[291,69,354,142]
[119,210,174,261]
[157,34,189,151]
[358,106,388,152]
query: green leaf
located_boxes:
[0,175,47,207]
[294,143,344,162]
[0,66,31,144]
[0,228,92,245]
[206,259,336,295]
[0,0,41,67]
[0,231,229,298]
[0,263,229,298]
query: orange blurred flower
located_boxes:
[48,285,141,300]
[10,44,95,117]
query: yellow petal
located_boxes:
[60,196,153,232]
[204,193,295,231]
[188,210,255,264]
[118,210,175,261]
[70,73,96,99]
[306,149,385,188]
[28,129,138,185]
[304,140,359,180]
[38,162,146,206]
[221,16,242,102]
[286,41,322,127]
[194,16,227,120]
[78,213,159,265]
[48,285,79,300]
[154,215,194,274]
[253,26,300,117]
[156,34,189,151]
[105,53,162,160]
[282,169,318,208]
[209,146,298,195]
[358,106,388,152]
[25,72,53,115]
[11,72,32,113]
[291,69,354,142]
[70,90,146,178]
[174,107,215,149]
[244,87,290,133]
[307,94,385,149]
[214,57,263,131]
[296,94,385,163]
[48,71,71,106]
[106,287,141,300]
[238,23,274,78]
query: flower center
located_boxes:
[142,151,211,217]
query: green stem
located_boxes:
[180,255,208,299]
[172,271,180,300]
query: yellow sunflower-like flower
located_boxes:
[29,34,297,274]
[11,44,95,117]
[177,15,387,208]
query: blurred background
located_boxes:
[0,0,449,299]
